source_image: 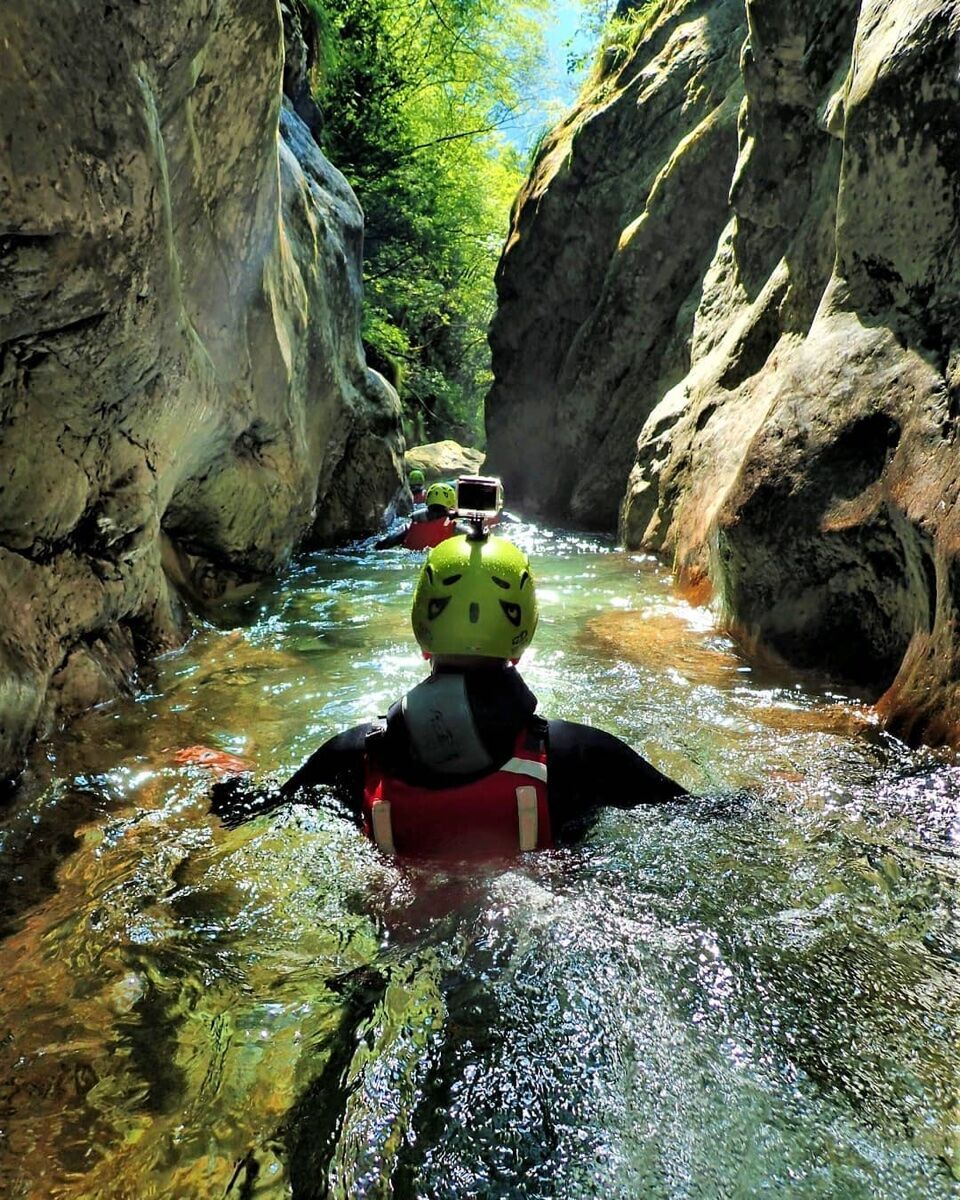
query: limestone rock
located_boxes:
[0,0,404,776]
[404,441,486,482]
[492,0,960,744]
[622,0,960,743]
[487,0,748,527]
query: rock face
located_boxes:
[490,0,960,745]
[0,0,404,777]
[405,441,486,482]
[488,0,748,526]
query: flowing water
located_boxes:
[1,521,959,1199]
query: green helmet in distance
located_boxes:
[408,468,425,487]
[425,481,457,510]
[411,535,538,660]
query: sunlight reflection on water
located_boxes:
[0,520,958,1198]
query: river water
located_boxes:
[1,521,958,1199]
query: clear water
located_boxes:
[1,520,958,1199]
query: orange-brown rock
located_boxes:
[583,608,745,689]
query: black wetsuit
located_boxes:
[211,664,687,842]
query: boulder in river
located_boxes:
[404,441,486,482]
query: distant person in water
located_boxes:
[375,481,460,552]
[407,468,426,506]
[211,531,687,855]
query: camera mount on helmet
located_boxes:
[455,475,503,541]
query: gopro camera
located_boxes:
[456,475,503,517]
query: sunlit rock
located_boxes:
[404,440,485,481]
[487,0,748,526]
[492,0,960,745]
[0,0,404,776]
[625,0,960,743]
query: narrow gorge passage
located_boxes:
[4,1,960,1193]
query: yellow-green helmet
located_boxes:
[411,535,538,659]
[425,481,457,510]
[408,468,425,487]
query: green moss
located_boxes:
[583,0,672,90]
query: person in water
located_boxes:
[407,467,426,506]
[375,481,460,552]
[211,532,687,854]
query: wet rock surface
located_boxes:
[491,0,960,744]
[487,0,748,527]
[0,0,404,776]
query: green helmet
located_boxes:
[408,468,425,487]
[425,481,456,510]
[411,535,538,660]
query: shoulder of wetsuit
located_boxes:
[375,526,408,549]
[545,717,687,805]
[364,721,389,759]
[270,720,382,823]
[281,722,378,795]
[524,714,549,749]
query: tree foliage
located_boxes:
[305,0,547,446]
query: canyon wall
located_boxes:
[488,0,749,526]
[0,0,404,776]
[489,0,960,744]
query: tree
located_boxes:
[305,0,549,446]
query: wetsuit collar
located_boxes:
[402,672,493,775]
[385,665,538,780]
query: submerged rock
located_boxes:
[0,0,404,776]
[491,0,960,745]
[583,608,746,689]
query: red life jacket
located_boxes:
[402,516,456,550]
[362,727,551,859]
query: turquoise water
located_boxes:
[0,521,958,1198]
